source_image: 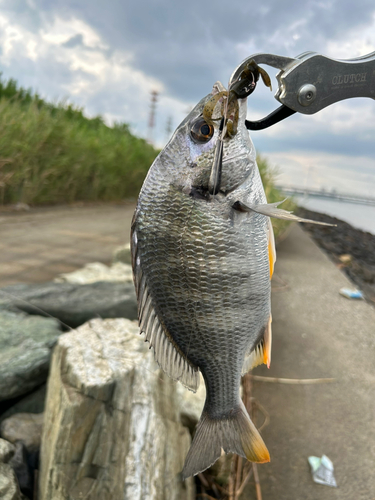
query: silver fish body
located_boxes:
[131,88,272,477]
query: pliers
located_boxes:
[228,51,375,130]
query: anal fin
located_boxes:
[242,316,272,374]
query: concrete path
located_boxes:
[0,203,135,286]
[252,224,375,500]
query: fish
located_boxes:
[131,81,332,479]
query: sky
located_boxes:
[0,0,374,196]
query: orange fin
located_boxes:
[242,316,273,373]
[267,219,276,279]
[182,399,269,479]
[263,316,272,369]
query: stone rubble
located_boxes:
[0,281,138,329]
[0,310,61,401]
[0,385,46,424]
[39,318,195,500]
[0,439,23,500]
[112,243,132,265]
[1,413,44,454]
[8,442,32,498]
[0,439,15,464]
[54,261,133,284]
[0,463,23,500]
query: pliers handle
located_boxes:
[229,51,375,130]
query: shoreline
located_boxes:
[297,207,375,305]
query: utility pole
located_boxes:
[148,90,159,144]
[165,116,173,142]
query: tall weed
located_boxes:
[257,154,296,239]
[0,100,157,205]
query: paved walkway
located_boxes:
[0,203,135,287]
[251,225,375,500]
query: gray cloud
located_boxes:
[254,126,375,158]
[23,0,375,100]
[62,33,84,48]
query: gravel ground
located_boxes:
[297,207,375,305]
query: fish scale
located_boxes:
[135,180,270,377]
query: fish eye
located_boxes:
[190,118,214,143]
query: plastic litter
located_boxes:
[308,455,337,487]
[339,288,364,300]
[338,254,352,264]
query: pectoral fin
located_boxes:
[234,199,336,226]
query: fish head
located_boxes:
[156,82,256,196]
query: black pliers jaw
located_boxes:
[245,104,296,131]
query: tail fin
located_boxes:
[181,399,270,479]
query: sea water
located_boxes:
[295,196,375,235]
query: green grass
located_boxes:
[257,154,296,240]
[0,98,158,205]
[0,74,110,129]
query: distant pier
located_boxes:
[276,186,375,207]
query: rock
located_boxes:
[0,463,23,500]
[0,281,138,329]
[298,207,375,301]
[0,310,61,401]
[12,203,30,212]
[0,419,40,498]
[54,261,133,284]
[351,260,375,283]
[8,442,32,498]
[0,385,46,424]
[357,281,375,303]
[0,439,15,463]
[39,318,194,500]
[112,243,132,264]
[1,413,44,454]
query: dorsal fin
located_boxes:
[131,227,200,392]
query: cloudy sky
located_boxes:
[0,0,374,196]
